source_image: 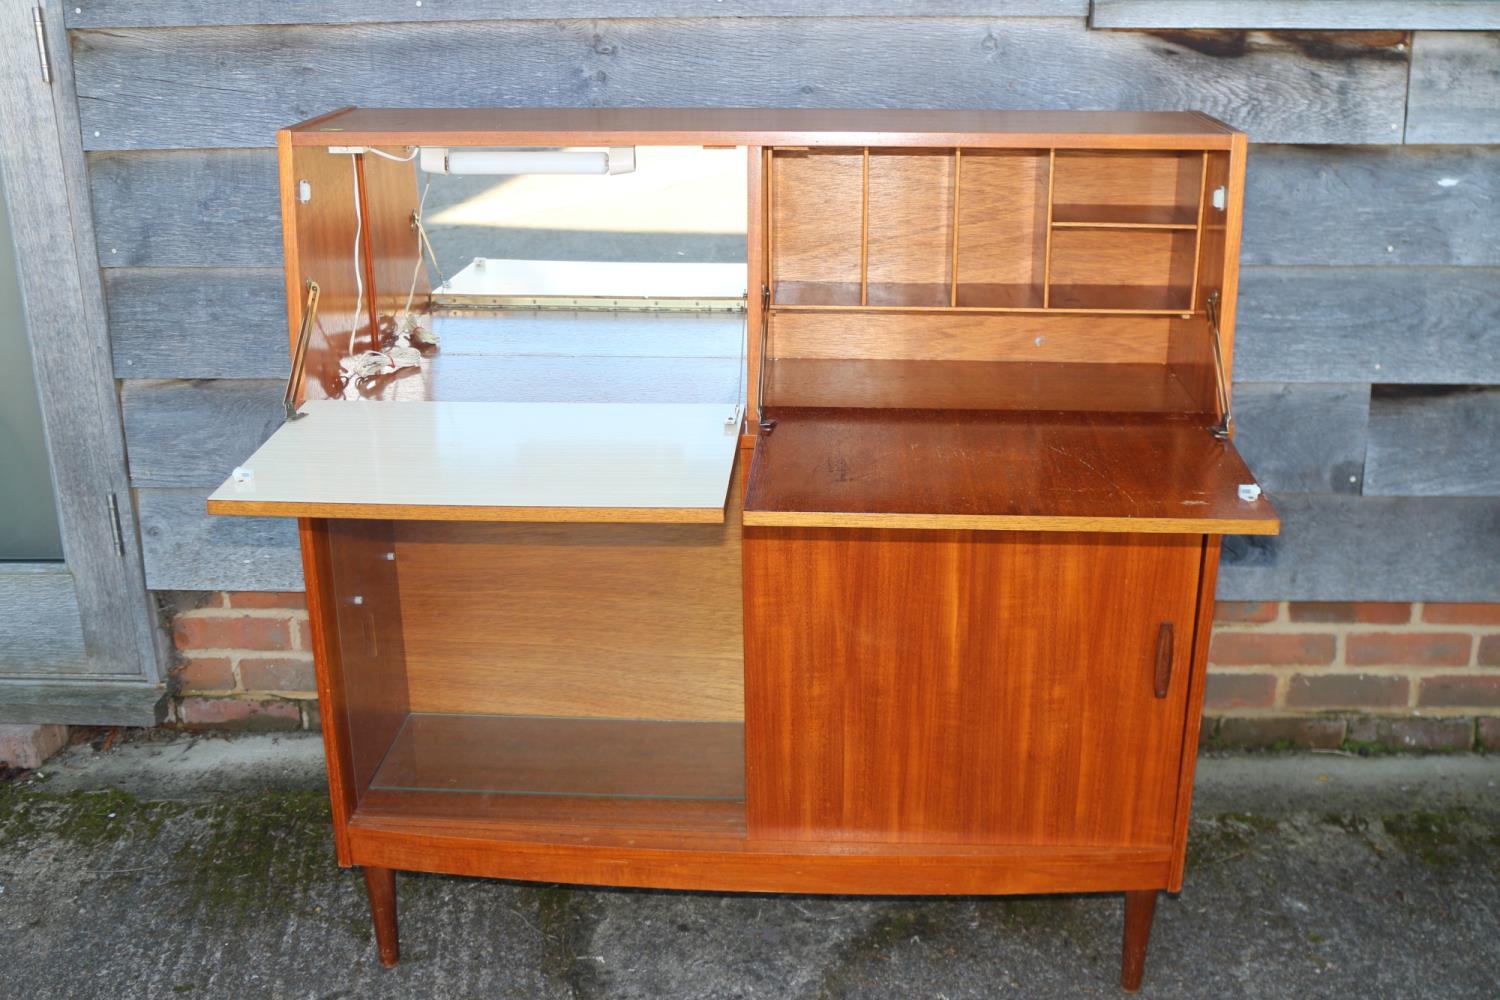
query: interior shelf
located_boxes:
[371,713,745,800]
[1047,285,1194,312]
[351,714,748,839]
[1049,204,1198,229]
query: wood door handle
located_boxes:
[1153,623,1174,698]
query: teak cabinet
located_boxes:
[209,108,1279,992]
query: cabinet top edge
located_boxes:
[284,108,1239,149]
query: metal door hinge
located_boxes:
[1205,291,1233,439]
[107,493,125,556]
[32,8,52,84]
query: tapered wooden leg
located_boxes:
[363,866,400,967]
[1120,889,1158,992]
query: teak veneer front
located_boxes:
[210,108,1275,992]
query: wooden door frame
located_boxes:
[0,1,165,724]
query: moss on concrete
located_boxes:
[168,790,332,920]
[1381,810,1469,866]
[0,781,188,848]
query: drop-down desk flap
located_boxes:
[208,400,743,524]
[743,408,1280,535]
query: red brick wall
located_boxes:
[168,592,316,731]
[1206,601,1500,749]
[165,591,1500,749]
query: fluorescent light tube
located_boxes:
[419,147,636,176]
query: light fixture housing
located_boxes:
[418,147,637,176]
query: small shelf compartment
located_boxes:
[1046,227,1197,312]
[1049,150,1204,230]
[866,149,955,306]
[955,149,1049,309]
[769,148,864,307]
[768,145,1206,316]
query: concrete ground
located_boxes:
[1,735,1497,1000]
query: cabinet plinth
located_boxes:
[210,107,1275,991]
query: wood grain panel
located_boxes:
[394,448,748,721]
[348,820,1173,895]
[1234,266,1500,383]
[1407,32,1500,144]
[1047,228,1196,311]
[1365,385,1500,496]
[1218,494,1500,601]
[744,528,1204,845]
[764,359,1204,413]
[70,23,1404,150]
[743,408,1278,534]
[1051,150,1201,224]
[296,518,357,863]
[1168,149,1232,413]
[359,151,427,337]
[280,141,371,400]
[291,109,1236,149]
[866,150,954,288]
[954,150,1049,301]
[769,312,1171,365]
[67,1,1087,28]
[326,519,411,796]
[770,150,863,289]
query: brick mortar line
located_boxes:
[235,690,318,701]
[1209,665,1500,676]
[1213,622,1500,635]
[1271,671,1291,709]
[1209,706,1494,720]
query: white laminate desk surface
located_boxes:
[207,401,742,523]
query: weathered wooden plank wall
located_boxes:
[71,22,1411,148]
[1092,1,1500,31]
[57,7,1500,599]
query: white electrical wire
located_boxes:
[395,181,433,334]
[364,146,420,163]
[346,153,364,360]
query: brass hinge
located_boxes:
[107,493,125,557]
[284,280,320,421]
[756,284,775,432]
[1205,291,1232,439]
[32,7,52,84]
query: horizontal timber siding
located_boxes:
[70,21,1409,149]
[62,10,1499,599]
